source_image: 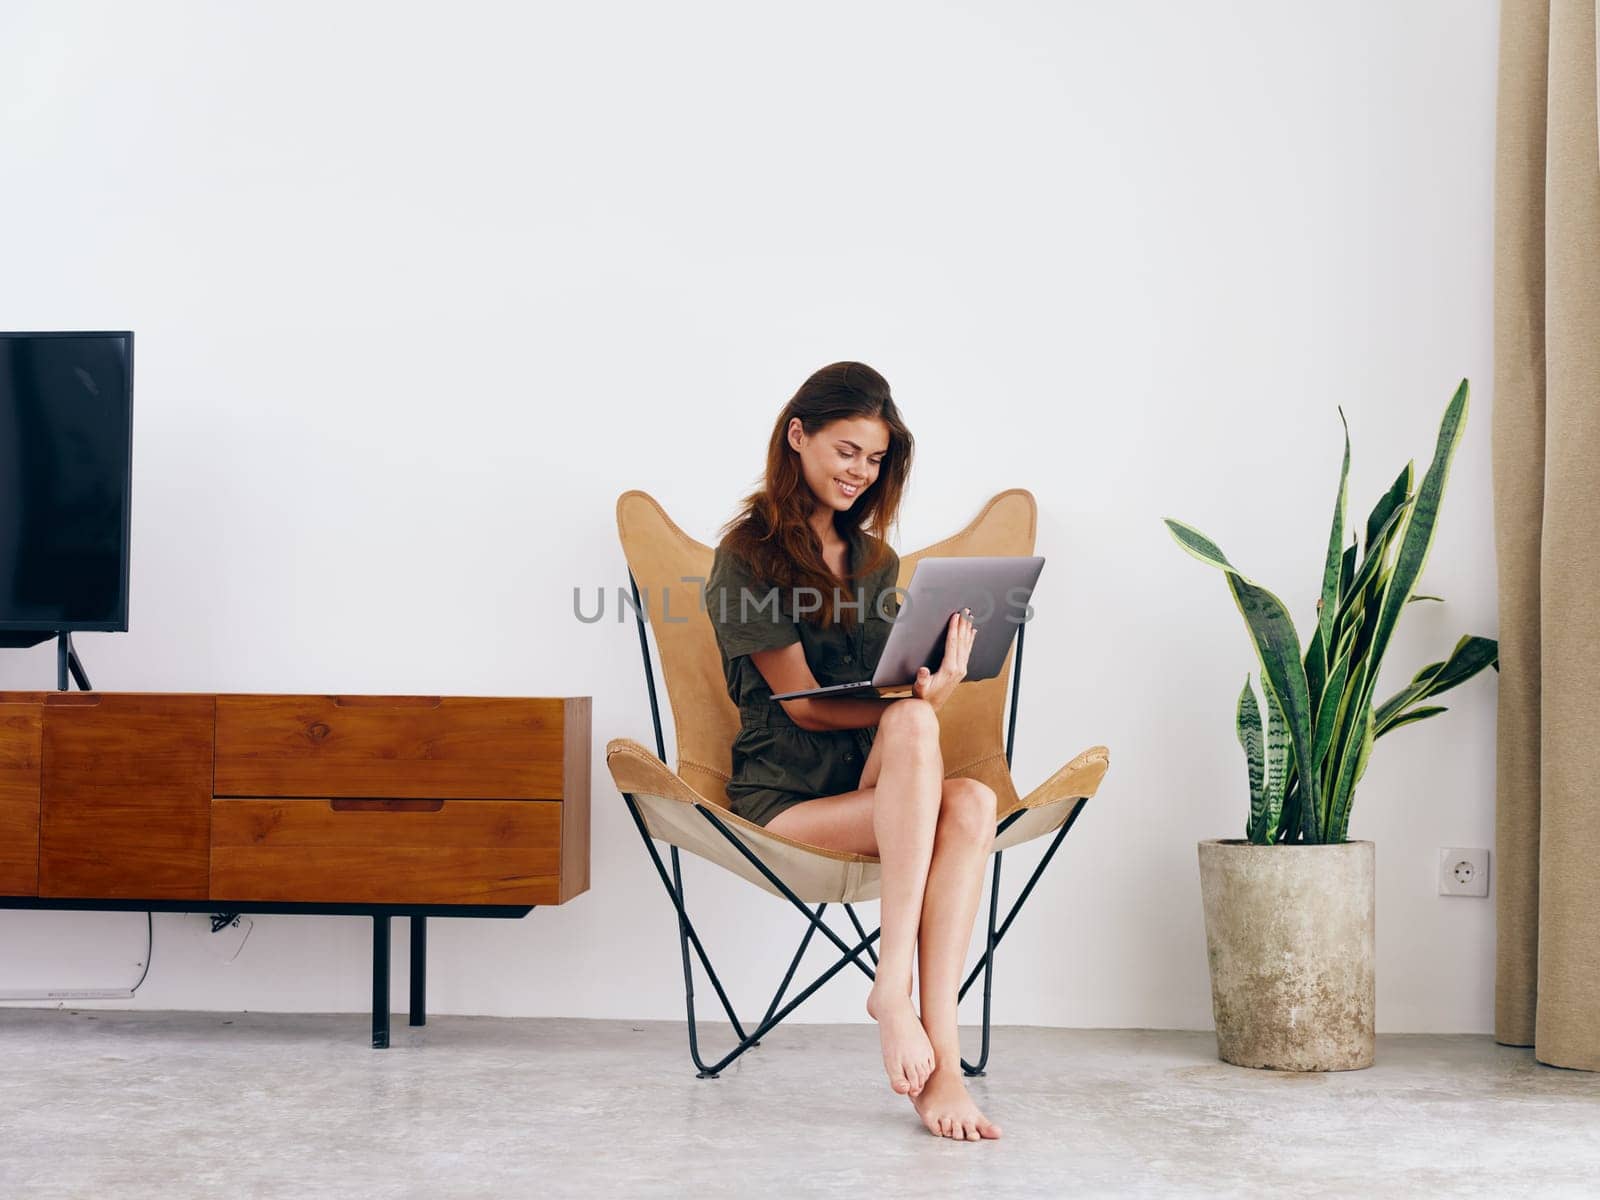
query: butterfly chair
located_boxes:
[606,488,1110,1078]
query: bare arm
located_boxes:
[749,610,977,732]
[749,643,893,732]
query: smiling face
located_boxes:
[787,414,891,517]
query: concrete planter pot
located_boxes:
[1197,838,1375,1071]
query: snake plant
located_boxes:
[1165,379,1498,844]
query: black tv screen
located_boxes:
[0,332,133,633]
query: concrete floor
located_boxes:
[2,1011,1597,1199]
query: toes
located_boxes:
[886,1062,909,1093]
[939,1116,954,1138]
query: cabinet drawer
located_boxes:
[215,695,577,801]
[210,797,562,905]
[39,693,214,900]
[0,703,43,897]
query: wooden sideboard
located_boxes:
[0,691,590,1046]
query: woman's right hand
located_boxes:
[912,609,977,712]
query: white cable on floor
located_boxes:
[0,911,153,1002]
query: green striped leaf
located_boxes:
[1263,682,1289,843]
[1381,704,1448,733]
[1365,461,1413,559]
[1374,635,1498,736]
[1359,380,1471,708]
[1305,623,1327,718]
[1373,660,1444,736]
[1312,644,1352,771]
[1334,707,1376,842]
[1311,540,1356,716]
[1326,695,1373,842]
[1236,678,1266,841]
[1334,499,1412,630]
[1164,519,1247,578]
[1165,517,1322,839]
[1349,565,1387,665]
[1277,770,1304,845]
[1335,606,1361,662]
[1318,410,1351,660]
[1320,655,1368,838]
[1224,572,1321,841]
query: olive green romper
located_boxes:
[705,526,902,828]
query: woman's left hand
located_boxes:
[912,608,977,712]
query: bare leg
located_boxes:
[909,779,1003,1140]
[770,770,1006,1139]
[764,698,943,1096]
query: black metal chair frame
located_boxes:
[620,573,1089,1078]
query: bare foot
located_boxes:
[865,985,935,1096]
[910,1065,1003,1140]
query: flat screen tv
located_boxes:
[0,331,134,639]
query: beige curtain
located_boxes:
[1493,0,1600,1072]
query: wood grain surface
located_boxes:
[0,703,43,897]
[214,695,572,800]
[38,693,215,899]
[211,797,562,904]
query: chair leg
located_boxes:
[622,799,752,1074]
[667,844,720,1076]
[625,794,881,1078]
[622,583,885,1074]
[697,917,880,1078]
[961,850,1004,1076]
[954,799,1090,1075]
[842,904,879,966]
[689,900,881,1077]
[758,903,828,1035]
[624,790,1091,1081]
[694,806,880,982]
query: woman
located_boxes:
[705,361,1002,1142]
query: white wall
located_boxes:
[0,0,1501,1033]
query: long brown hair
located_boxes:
[719,361,913,631]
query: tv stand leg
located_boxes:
[56,632,93,692]
[372,915,390,1049]
[409,916,426,1027]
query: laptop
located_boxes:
[770,555,1045,701]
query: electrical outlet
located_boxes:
[1438,847,1489,897]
